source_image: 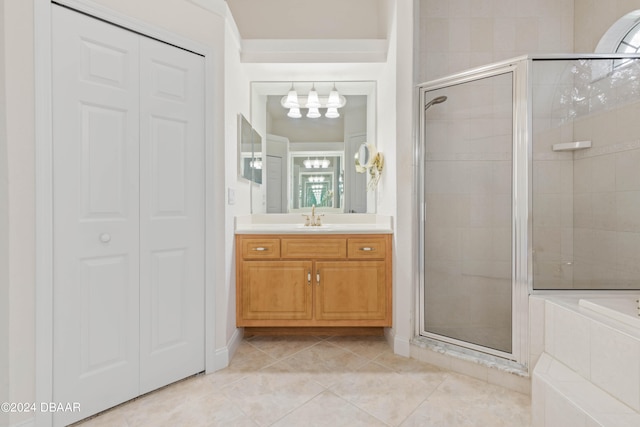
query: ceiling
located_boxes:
[225,0,389,40]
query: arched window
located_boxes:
[596,10,640,53]
[616,20,640,54]
[595,10,640,70]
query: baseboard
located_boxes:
[211,328,244,372]
[243,327,384,337]
[390,330,411,357]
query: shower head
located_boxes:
[425,95,448,110]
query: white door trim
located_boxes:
[35,1,220,425]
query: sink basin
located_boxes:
[234,214,393,235]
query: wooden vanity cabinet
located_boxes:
[236,234,392,328]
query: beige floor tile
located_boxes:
[329,361,435,426]
[221,369,326,426]
[326,335,392,360]
[400,373,531,427]
[246,335,322,360]
[279,341,371,388]
[72,409,128,427]
[73,338,532,427]
[272,390,388,427]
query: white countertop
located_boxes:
[235,214,393,234]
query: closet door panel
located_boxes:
[52,6,140,426]
[139,37,206,394]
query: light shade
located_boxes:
[305,86,321,108]
[283,85,299,108]
[287,107,302,118]
[326,85,341,108]
[306,107,321,118]
[249,158,262,170]
[325,107,340,118]
[302,157,330,169]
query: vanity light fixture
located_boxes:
[307,107,321,118]
[280,83,347,118]
[283,83,299,108]
[326,84,341,108]
[249,158,262,170]
[287,107,302,118]
[303,157,331,169]
[305,85,321,108]
[325,107,340,118]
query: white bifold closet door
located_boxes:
[52,6,205,426]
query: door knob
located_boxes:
[99,233,111,243]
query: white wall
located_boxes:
[389,0,414,356]
[0,2,10,426]
[4,1,36,426]
[223,10,252,353]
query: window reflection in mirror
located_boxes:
[250,81,376,214]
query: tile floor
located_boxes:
[75,335,531,426]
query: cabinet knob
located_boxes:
[307,271,311,286]
[316,270,320,285]
[359,247,375,251]
[99,233,111,243]
[252,247,267,251]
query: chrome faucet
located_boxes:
[302,205,324,226]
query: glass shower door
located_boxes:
[421,71,514,355]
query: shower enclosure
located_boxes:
[417,55,640,366]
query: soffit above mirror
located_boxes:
[225,0,390,62]
[226,0,389,40]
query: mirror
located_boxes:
[291,151,343,210]
[237,113,262,184]
[250,81,376,214]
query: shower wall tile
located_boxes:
[590,154,616,193]
[616,232,640,265]
[425,227,462,261]
[591,193,616,230]
[573,158,592,194]
[462,228,494,261]
[493,194,512,227]
[573,194,592,229]
[534,161,563,194]
[616,191,640,232]
[534,194,564,227]
[533,227,561,261]
[418,0,574,82]
[591,230,618,265]
[616,149,640,192]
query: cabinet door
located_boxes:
[315,261,388,322]
[241,261,313,322]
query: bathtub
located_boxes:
[579,296,640,329]
[531,295,640,427]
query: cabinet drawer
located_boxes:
[241,238,281,259]
[281,238,346,259]
[348,237,387,259]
